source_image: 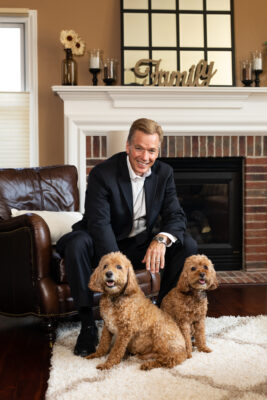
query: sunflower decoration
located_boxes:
[60,29,85,56]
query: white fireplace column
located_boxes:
[107,131,129,157]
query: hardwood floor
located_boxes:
[0,284,266,400]
[207,284,267,317]
[0,316,51,400]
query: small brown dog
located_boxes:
[87,251,187,371]
[161,254,218,359]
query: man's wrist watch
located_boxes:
[153,235,168,246]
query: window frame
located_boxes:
[0,9,38,166]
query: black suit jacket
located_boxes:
[75,152,187,259]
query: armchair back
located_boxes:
[0,165,79,220]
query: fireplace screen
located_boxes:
[160,157,243,270]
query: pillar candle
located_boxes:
[253,57,262,70]
[252,51,262,71]
[90,56,100,69]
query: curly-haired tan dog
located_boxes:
[161,254,218,359]
[86,251,187,371]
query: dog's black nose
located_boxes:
[199,272,205,278]
[105,271,113,279]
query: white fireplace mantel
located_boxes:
[52,85,267,209]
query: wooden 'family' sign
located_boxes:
[133,58,217,86]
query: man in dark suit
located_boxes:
[57,118,197,357]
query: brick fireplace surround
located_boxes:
[52,86,267,285]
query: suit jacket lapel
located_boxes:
[118,156,133,217]
[144,172,158,226]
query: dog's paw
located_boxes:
[186,352,192,359]
[86,352,97,360]
[140,362,153,371]
[200,346,212,353]
[96,362,112,370]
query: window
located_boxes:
[0,22,25,91]
[121,0,235,86]
[0,9,38,167]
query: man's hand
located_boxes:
[142,236,169,273]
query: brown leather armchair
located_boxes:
[0,165,160,334]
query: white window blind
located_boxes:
[0,92,29,167]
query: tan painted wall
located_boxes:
[235,0,267,87]
[0,0,266,166]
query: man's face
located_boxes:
[126,129,160,176]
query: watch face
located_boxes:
[153,236,167,245]
[156,236,166,244]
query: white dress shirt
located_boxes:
[126,156,176,246]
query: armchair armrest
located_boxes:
[0,214,60,316]
[0,213,52,276]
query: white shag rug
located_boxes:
[46,315,267,400]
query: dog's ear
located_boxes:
[177,270,190,292]
[124,262,139,296]
[208,273,219,291]
[89,266,103,293]
[177,256,192,292]
[207,261,219,291]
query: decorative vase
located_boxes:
[62,48,77,85]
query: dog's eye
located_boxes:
[191,267,196,271]
[204,265,209,270]
[103,264,108,269]
[116,265,122,270]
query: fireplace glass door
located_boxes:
[160,157,243,270]
[178,181,229,244]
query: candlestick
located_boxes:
[88,49,103,86]
[252,50,262,71]
[252,51,263,87]
[254,70,263,87]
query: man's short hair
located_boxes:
[127,118,164,143]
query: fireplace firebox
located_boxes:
[160,157,243,271]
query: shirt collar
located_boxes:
[127,155,151,181]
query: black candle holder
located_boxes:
[102,59,117,86]
[254,69,262,87]
[241,79,253,87]
[240,60,253,87]
[103,77,115,86]
[89,68,100,86]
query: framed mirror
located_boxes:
[120,0,235,86]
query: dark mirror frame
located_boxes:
[120,0,235,86]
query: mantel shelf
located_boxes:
[52,85,267,209]
[52,86,267,109]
